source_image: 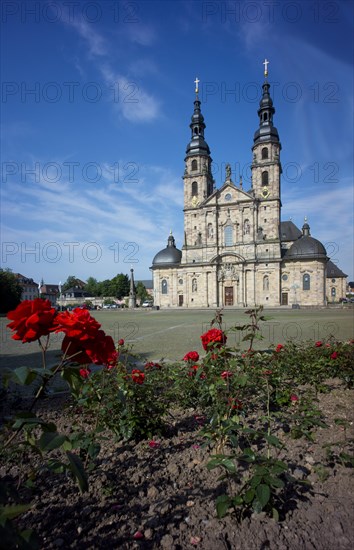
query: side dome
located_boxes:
[152,233,182,266]
[285,223,327,260]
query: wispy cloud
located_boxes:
[61,10,160,123]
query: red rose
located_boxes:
[62,336,92,364]
[131,369,145,384]
[315,341,323,347]
[221,371,233,379]
[330,351,338,360]
[275,344,284,352]
[144,361,162,369]
[200,328,227,351]
[183,351,200,362]
[290,394,299,402]
[188,365,205,378]
[88,331,118,367]
[228,397,243,410]
[118,339,125,346]
[55,308,101,341]
[79,368,91,378]
[7,298,57,343]
[62,330,118,368]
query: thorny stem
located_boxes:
[5,340,84,447]
[265,377,271,459]
[38,335,50,369]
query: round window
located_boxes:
[225,193,232,201]
[331,278,335,283]
[179,278,183,285]
[282,274,288,281]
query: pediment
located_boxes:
[202,182,253,206]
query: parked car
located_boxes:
[141,300,153,307]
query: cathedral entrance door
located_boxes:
[178,295,184,306]
[225,286,234,306]
[281,292,288,305]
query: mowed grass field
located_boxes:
[1,307,353,371]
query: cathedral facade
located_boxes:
[151,66,347,308]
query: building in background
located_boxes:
[151,63,347,308]
[14,273,39,301]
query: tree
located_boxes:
[62,276,81,292]
[136,281,148,303]
[85,277,100,296]
[0,269,22,313]
[99,280,112,297]
[109,274,130,299]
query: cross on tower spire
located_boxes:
[263,58,269,77]
[194,77,200,95]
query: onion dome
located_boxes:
[285,222,327,260]
[185,90,211,158]
[253,71,280,146]
[152,233,182,266]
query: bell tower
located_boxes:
[251,60,282,199]
[251,59,282,240]
[183,78,214,209]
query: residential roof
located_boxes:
[41,285,59,294]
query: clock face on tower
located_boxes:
[262,187,270,198]
[191,196,199,207]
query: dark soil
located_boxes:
[1,382,354,550]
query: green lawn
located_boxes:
[1,307,353,371]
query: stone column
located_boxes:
[129,268,136,308]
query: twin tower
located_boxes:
[151,64,331,308]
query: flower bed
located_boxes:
[1,303,353,548]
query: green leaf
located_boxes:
[0,503,32,522]
[62,440,72,451]
[250,475,262,488]
[232,495,243,506]
[12,366,38,386]
[66,452,88,493]
[220,458,236,474]
[240,448,256,462]
[256,484,271,509]
[216,494,231,518]
[12,413,42,430]
[264,434,283,448]
[46,459,65,473]
[244,488,255,504]
[264,475,284,489]
[272,507,279,521]
[38,432,68,452]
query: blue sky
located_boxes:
[1,0,353,285]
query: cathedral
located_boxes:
[151,63,347,308]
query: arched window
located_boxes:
[191,181,198,196]
[331,287,336,297]
[191,159,197,171]
[192,278,197,292]
[303,274,310,290]
[224,225,233,246]
[161,279,168,294]
[263,275,269,291]
[263,112,268,122]
[243,219,250,235]
[261,147,268,159]
[262,171,269,186]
